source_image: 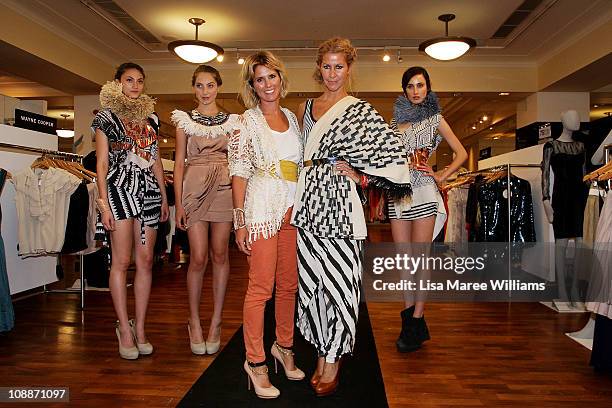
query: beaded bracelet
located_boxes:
[233,208,246,230]
[96,198,111,214]
[360,174,369,189]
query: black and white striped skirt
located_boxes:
[95,162,161,244]
[296,228,363,363]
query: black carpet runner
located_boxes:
[178,303,388,408]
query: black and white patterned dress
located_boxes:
[294,98,411,363]
[92,108,162,244]
[387,114,447,238]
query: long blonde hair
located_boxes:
[239,51,289,109]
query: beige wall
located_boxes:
[0,3,113,86]
[144,63,538,95]
[516,92,590,128]
[538,20,612,90]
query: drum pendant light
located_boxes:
[56,113,74,138]
[168,18,224,64]
[419,14,476,61]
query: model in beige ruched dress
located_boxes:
[171,110,242,226]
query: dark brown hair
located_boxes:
[191,65,222,86]
[401,66,431,95]
[114,62,145,80]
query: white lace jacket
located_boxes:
[228,106,303,242]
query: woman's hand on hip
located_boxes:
[335,160,360,183]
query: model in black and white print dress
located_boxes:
[93,63,169,361]
[388,92,446,238]
[92,82,163,244]
[389,67,467,355]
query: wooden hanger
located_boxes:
[584,161,612,182]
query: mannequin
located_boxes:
[541,110,589,307]
[542,110,580,223]
[591,129,612,165]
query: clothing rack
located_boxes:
[0,142,82,160]
[0,142,86,309]
[457,163,541,297]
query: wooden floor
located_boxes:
[1,244,611,407]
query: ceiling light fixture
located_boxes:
[593,104,599,108]
[163,138,168,143]
[471,124,477,130]
[56,113,74,138]
[482,114,488,121]
[216,54,224,62]
[237,50,245,65]
[419,14,476,61]
[493,136,500,140]
[382,53,391,62]
[499,92,510,96]
[168,18,224,64]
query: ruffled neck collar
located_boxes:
[99,81,155,122]
[393,91,441,124]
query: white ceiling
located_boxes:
[4,0,611,67]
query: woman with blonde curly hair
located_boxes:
[293,37,412,396]
[229,51,305,399]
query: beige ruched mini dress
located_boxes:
[171,110,242,228]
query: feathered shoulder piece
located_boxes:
[99,81,155,122]
[393,91,441,124]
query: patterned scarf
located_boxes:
[99,81,155,122]
[393,91,441,124]
[293,96,412,239]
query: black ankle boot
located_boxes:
[396,306,422,353]
[414,315,430,343]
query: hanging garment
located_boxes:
[445,187,469,243]
[587,192,612,319]
[76,183,100,256]
[12,167,81,257]
[476,175,537,243]
[541,140,589,239]
[583,193,602,247]
[591,314,612,373]
[0,168,15,332]
[466,175,486,242]
[61,182,89,254]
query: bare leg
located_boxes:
[186,221,210,343]
[316,356,325,376]
[132,221,157,343]
[109,218,135,347]
[207,221,232,343]
[409,216,435,317]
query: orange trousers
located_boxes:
[243,208,297,363]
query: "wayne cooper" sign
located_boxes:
[14,109,57,135]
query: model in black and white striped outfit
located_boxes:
[389,66,467,353]
[293,38,412,397]
[93,62,169,360]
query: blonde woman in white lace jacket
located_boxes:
[228,51,305,399]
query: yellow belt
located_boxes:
[279,160,298,182]
[255,161,298,182]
